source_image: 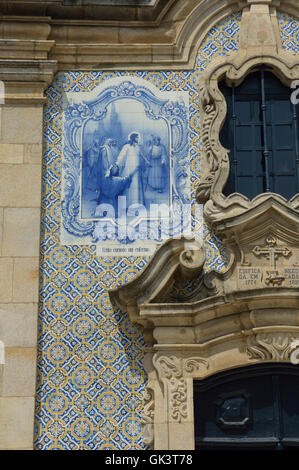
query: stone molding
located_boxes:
[0,17,57,103]
[0,0,298,71]
[196,1,299,228]
[110,237,208,325]
[111,189,299,449]
[0,0,297,103]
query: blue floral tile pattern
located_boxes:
[35,13,245,450]
[278,12,299,54]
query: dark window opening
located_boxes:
[194,363,299,450]
[219,70,299,200]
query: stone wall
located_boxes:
[0,0,297,450]
[34,13,240,450]
[0,102,43,448]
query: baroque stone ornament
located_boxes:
[153,355,209,424]
[196,0,299,226]
[252,236,291,269]
[246,333,299,361]
[141,387,155,447]
[290,341,299,365]
[110,192,299,448]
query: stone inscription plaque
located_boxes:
[284,267,299,287]
[237,267,299,288]
[237,267,263,288]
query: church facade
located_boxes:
[0,0,298,450]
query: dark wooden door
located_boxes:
[194,364,299,450]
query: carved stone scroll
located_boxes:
[141,386,155,447]
[152,354,209,424]
[246,333,299,361]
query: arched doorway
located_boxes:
[194,364,299,450]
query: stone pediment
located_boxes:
[110,196,299,331]
[110,195,299,451]
[109,237,212,320]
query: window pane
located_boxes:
[235,101,251,122]
[273,125,294,149]
[220,70,298,199]
[271,100,292,123]
[273,176,297,200]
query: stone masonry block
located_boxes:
[0,164,41,207]
[0,143,23,164]
[1,347,37,396]
[12,257,39,302]
[0,257,13,302]
[1,105,43,144]
[0,303,38,347]
[2,208,41,257]
[0,397,34,449]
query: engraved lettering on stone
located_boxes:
[284,267,299,287]
[246,333,299,361]
[237,267,263,288]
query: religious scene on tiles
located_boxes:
[62,76,190,256]
[34,12,298,449]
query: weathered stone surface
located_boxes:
[0,208,3,255]
[23,144,42,164]
[0,258,13,303]
[1,105,43,144]
[0,143,23,164]
[1,347,36,396]
[0,397,35,449]
[12,257,39,302]
[2,208,40,257]
[0,164,41,207]
[0,303,38,347]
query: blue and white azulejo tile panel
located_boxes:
[61,76,190,256]
[35,11,298,450]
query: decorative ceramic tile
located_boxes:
[278,12,299,54]
[35,13,242,450]
[62,76,190,256]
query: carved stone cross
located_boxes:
[252,235,291,268]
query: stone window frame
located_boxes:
[196,0,299,226]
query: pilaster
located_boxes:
[0,16,56,450]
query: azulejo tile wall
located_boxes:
[34,12,298,449]
[278,12,299,53]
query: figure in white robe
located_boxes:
[116,132,148,207]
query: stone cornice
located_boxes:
[0,0,173,24]
[0,0,297,71]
